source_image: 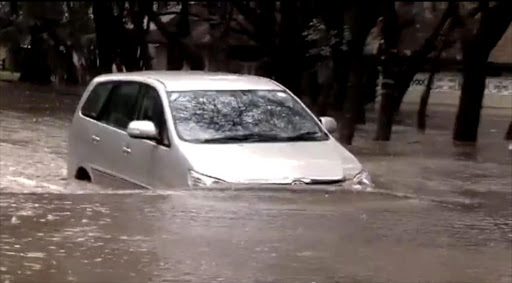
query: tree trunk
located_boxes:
[339,8,379,144]
[131,1,151,70]
[258,1,276,55]
[417,16,454,132]
[453,2,512,143]
[393,3,457,114]
[64,46,79,84]
[340,62,364,143]
[417,70,435,131]
[147,9,185,70]
[374,0,400,141]
[177,1,190,37]
[19,24,52,84]
[375,2,456,140]
[10,1,18,17]
[318,0,378,144]
[45,24,79,85]
[180,43,205,70]
[358,55,379,124]
[356,99,366,125]
[392,63,423,114]
[274,1,302,94]
[93,2,116,74]
[505,121,512,141]
[315,81,335,116]
[166,44,184,70]
[147,5,204,71]
[362,56,379,106]
[143,2,153,70]
[115,5,139,72]
[330,52,349,112]
[375,58,399,141]
[453,44,488,143]
[319,1,347,111]
[177,1,205,71]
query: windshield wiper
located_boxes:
[281,131,325,141]
[196,131,325,143]
[199,133,283,143]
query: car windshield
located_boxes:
[167,90,329,143]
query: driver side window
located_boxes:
[137,85,170,147]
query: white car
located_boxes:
[67,71,372,189]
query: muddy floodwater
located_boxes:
[1,82,511,282]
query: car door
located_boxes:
[112,83,169,188]
[143,86,192,189]
[122,83,173,189]
[70,81,114,180]
[95,81,143,189]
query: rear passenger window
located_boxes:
[99,82,141,130]
[81,82,113,119]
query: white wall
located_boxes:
[389,72,512,109]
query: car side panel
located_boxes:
[147,84,192,189]
[148,142,191,189]
[115,134,153,189]
[70,115,123,185]
[69,76,191,189]
[67,82,97,180]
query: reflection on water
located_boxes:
[452,146,480,162]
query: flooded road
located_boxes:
[1,82,511,282]
[1,190,511,283]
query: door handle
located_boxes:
[122,146,131,154]
[91,135,100,143]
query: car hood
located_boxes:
[179,139,363,184]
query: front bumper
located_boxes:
[188,169,373,190]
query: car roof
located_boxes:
[94,71,284,92]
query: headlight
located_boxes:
[353,169,373,189]
[188,170,226,187]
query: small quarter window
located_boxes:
[81,82,113,119]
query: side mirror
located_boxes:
[127,120,158,140]
[320,116,337,134]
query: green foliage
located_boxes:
[14,2,94,46]
[65,2,94,35]
[0,2,97,80]
[302,18,340,58]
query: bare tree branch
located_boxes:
[412,2,458,59]
[417,11,458,132]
